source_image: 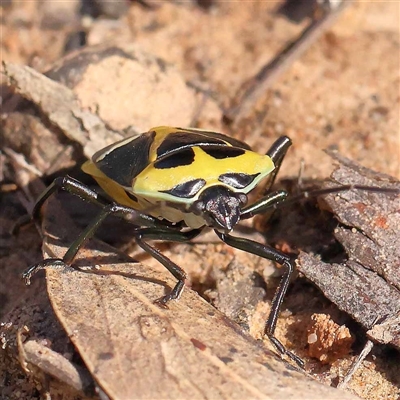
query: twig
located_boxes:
[225,0,353,128]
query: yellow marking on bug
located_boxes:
[133,146,274,203]
[148,126,180,162]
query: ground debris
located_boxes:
[0,279,95,400]
[208,258,267,332]
[297,149,400,350]
[2,2,399,399]
[307,313,354,364]
[31,197,359,400]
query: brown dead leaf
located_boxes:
[38,195,357,399]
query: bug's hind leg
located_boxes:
[23,201,170,284]
[23,203,121,284]
[31,176,111,220]
[215,230,304,369]
[12,176,111,234]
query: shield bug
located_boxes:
[23,126,400,368]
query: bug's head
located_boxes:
[190,186,248,232]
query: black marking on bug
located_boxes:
[157,132,227,159]
[180,128,253,150]
[160,179,206,198]
[93,131,156,187]
[202,146,245,159]
[219,172,260,189]
[154,148,195,169]
[157,130,251,159]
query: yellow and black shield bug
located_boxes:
[22,126,399,368]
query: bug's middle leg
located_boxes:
[133,228,202,306]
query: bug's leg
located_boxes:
[242,183,400,225]
[133,228,202,307]
[31,176,111,220]
[241,190,288,219]
[239,136,291,222]
[13,175,109,234]
[23,203,171,284]
[23,259,67,285]
[32,175,167,227]
[215,230,305,368]
[264,136,292,193]
[23,204,116,284]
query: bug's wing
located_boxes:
[90,130,157,188]
[82,160,142,209]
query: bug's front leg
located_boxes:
[240,190,288,219]
[215,231,304,369]
[263,136,292,193]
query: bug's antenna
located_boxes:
[274,184,400,209]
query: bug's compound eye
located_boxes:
[190,198,206,215]
[191,186,247,233]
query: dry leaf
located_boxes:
[39,196,357,399]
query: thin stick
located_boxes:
[337,340,374,389]
[225,0,353,128]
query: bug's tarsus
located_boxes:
[265,258,305,368]
[153,280,185,308]
[22,258,66,285]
